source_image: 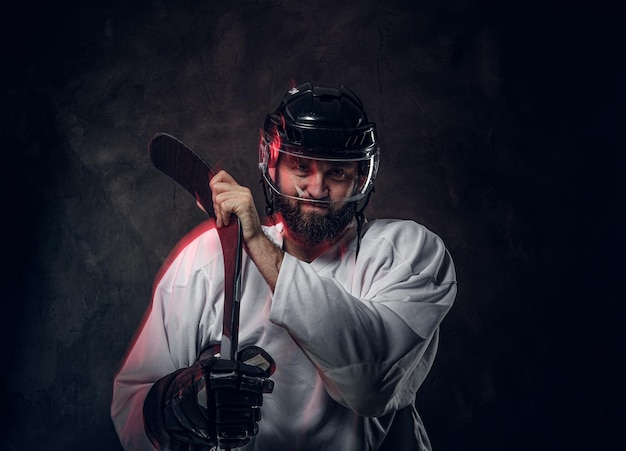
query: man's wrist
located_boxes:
[246,233,283,291]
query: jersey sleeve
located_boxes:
[269,220,457,417]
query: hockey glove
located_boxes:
[144,346,275,450]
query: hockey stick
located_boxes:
[149,133,242,361]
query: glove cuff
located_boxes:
[143,369,184,450]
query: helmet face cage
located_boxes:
[258,83,380,210]
[259,133,379,204]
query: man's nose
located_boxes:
[305,170,328,199]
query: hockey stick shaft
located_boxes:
[149,133,241,360]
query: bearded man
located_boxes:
[111,82,457,450]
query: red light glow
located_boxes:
[269,125,281,167]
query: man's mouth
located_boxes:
[300,201,330,213]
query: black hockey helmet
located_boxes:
[259,82,380,212]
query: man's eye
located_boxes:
[294,162,310,173]
[329,167,354,181]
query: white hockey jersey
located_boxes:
[112,218,456,450]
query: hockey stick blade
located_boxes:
[148,133,242,361]
[149,133,216,218]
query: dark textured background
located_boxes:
[2,1,624,450]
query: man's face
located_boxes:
[274,154,359,248]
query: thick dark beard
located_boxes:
[275,195,356,248]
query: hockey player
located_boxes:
[111,82,457,450]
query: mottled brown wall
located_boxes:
[3,1,623,450]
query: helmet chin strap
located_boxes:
[261,175,275,216]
